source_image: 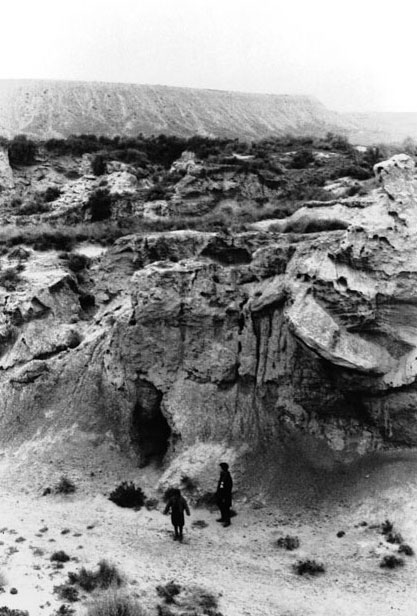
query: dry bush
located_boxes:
[276,535,300,551]
[55,476,76,495]
[386,532,404,545]
[156,582,182,604]
[380,555,404,569]
[68,560,123,592]
[53,606,75,616]
[51,551,71,563]
[109,482,146,509]
[54,584,80,602]
[86,591,147,616]
[293,559,325,576]
[381,519,394,535]
[398,544,414,556]
[0,266,24,291]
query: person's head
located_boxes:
[173,488,181,498]
[219,462,229,471]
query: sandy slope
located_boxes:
[0,444,416,616]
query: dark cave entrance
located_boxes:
[130,379,171,466]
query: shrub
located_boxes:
[55,476,76,494]
[293,559,325,575]
[8,135,37,166]
[398,543,414,556]
[87,189,112,222]
[283,216,349,234]
[386,532,404,545]
[54,584,80,602]
[156,581,182,604]
[276,535,300,551]
[0,266,24,291]
[68,560,123,592]
[91,154,107,176]
[43,186,62,203]
[380,555,404,569]
[290,149,314,169]
[109,482,146,509]
[0,610,29,616]
[66,253,89,273]
[86,591,147,616]
[381,519,394,535]
[51,551,71,563]
[53,606,75,616]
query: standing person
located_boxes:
[216,462,233,527]
[164,488,191,541]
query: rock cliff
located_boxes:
[0,153,417,493]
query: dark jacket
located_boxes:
[164,495,190,526]
[217,470,233,505]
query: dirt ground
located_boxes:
[0,437,416,616]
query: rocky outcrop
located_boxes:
[2,154,417,491]
[0,147,14,191]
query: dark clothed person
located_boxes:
[164,489,190,540]
[216,462,233,527]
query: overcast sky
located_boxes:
[1,0,416,112]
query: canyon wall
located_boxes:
[0,154,417,490]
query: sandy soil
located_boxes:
[0,441,416,616]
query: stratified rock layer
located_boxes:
[1,155,417,488]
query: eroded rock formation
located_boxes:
[1,154,417,491]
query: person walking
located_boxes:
[164,488,191,541]
[216,462,233,527]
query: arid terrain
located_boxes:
[0,131,416,615]
[0,444,416,616]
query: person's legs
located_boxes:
[178,525,184,541]
[217,499,225,522]
[174,525,179,539]
[223,500,231,526]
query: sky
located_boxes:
[1,0,417,112]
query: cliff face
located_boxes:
[1,153,417,489]
[0,80,354,140]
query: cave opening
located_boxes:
[130,379,171,467]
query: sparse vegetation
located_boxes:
[8,135,37,167]
[398,543,414,556]
[156,582,221,616]
[53,605,75,616]
[86,591,147,616]
[0,609,28,616]
[276,535,300,550]
[68,560,123,592]
[381,519,394,535]
[109,482,146,509]
[156,582,182,604]
[54,476,76,494]
[380,555,404,569]
[0,265,24,291]
[54,584,80,602]
[51,550,71,562]
[386,531,404,545]
[293,559,325,576]
[87,189,112,222]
